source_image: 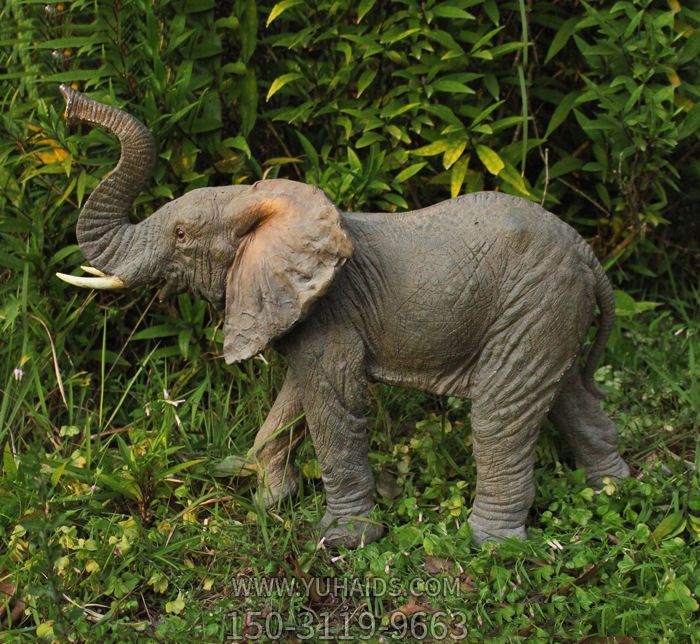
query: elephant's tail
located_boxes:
[582,250,616,399]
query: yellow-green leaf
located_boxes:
[499,162,531,196]
[689,515,700,538]
[266,0,304,27]
[165,592,186,615]
[450,156,469,198]
[54,555,70,575]
[263,157,303,165]
[148,571,169,594]
[36,622,55,639]
[413,139,449,157]
[211,454,257,478]
[443,140,466,170]
[266,73,304,102]
[302,459,321,479]
[475,144,504,175]
[651,511,686,543]
[51,461,67,487]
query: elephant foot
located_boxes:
[257,467,299,508]
[319,510,385,549]
[468,516,527,545]
[584,454,630,487]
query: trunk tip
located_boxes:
[59,83,80,125]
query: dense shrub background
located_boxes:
[2,0,698,420]
[1,1,699,639]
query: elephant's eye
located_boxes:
[175,226,186,241]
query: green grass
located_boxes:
[0,277,699,642]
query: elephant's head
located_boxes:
[56,86,353,363]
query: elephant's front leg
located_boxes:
[285,327,384,548]
[253,370,305,507]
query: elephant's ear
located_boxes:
[222,179,353,363]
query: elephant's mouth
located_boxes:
[155,269,224,309]
[157,268,187,302]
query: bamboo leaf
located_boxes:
[133,325,181,340]
[357,67,377,97]
[499,162,530,196]
[413,140,449,157]
[266,73,304,101]
[433,79,476,95]
[443,140,466,170]
[43,69,108,82]
[545,17,580,63]
[356,132,383,148]
[357,0,377,23]
[263,156,303,165]
[222,136,251,158]
[395,162,426,183]
[240,69,258,136]
[241,0,258,62]
[296,131,319,167]
[475,144,504,175]
[432,5,475,20]
[545,91,580,139]
[267,0,304,27]
[161,459,206,478]
[450,156,469,198]
[76,170,88,207]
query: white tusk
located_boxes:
[56,272,125,290]
[80,265,108,277]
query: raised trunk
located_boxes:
[61,85,156,277]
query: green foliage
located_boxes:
[263,0,536,208]
[1,0,699,640]
[568,1,700,268]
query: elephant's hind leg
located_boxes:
[548,365,629,484]
[467,325,582,543]
[254,370,305,507]
[468,391,555,544]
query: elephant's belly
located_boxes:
[366,360,476,397]
[365,303,484,396]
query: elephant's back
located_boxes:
[342,191,575,252]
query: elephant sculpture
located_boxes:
[56,85,629,547]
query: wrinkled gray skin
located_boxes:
[58,86,629,548]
